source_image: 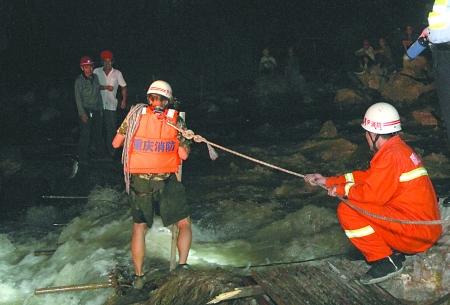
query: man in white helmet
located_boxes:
[112,80,192,288]
[304,102,442,285]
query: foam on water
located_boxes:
[0,186,349,305]
[0,186,243,305]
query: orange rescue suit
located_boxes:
[326,136,442,261]
[127,108,181,174]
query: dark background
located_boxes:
[0,0,433,98]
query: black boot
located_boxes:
[360,255,403,285]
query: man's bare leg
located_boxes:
[176,218,192,264]
[131,222,148,276]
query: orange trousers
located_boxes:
[337,202,442,262]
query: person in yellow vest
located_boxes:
[427,0,450,155]
[409,0,450,152]
[112,80,191,288]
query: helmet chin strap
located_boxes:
[368,132,381,152]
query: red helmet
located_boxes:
[100,50,113,60]
[80,56,94,66]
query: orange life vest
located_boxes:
[127,107,181,174]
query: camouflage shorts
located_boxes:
[129,174,190,227]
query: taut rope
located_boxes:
[167,123,449,226]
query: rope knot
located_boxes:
[182,129,195,140]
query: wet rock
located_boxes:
[318,120,338,139]
[299,138,358,162]
[251,205,350,262]
[411,109,439,127]
[381,66,434,103]
[382,245,449,303]
[271,151,309,170]
[252,205,339,242]
[423,153,450,178]
[283,227,351,261]
[273,179,310,198]
[380,201,449,302]
[334,88,364,105]
[355,65,385,91]
[402,55,430,77]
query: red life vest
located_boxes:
[127,107,181,174]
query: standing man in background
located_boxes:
[94,50,128,158]
[424,0,450,154]
[74,56,103,165]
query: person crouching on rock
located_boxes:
[304,102,442,285]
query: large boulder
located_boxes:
[355,65,385,91]
[319,120,338,139]
[334,88,364,106]
[381,56,434,103]
[381,73,434,103]
[411,109,439,127]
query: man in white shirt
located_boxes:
[94,50,128,158]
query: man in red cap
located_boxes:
[74,56,103,165]
[94,50,128,159]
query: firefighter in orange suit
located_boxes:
[112,80,191,288]
[304,102,442,285]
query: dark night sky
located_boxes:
[0,0,432,96]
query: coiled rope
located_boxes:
[121,103,147,194]
[167,122,449,226]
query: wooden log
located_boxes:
[207,285,264,304]
[35,282,112,295]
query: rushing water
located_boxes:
[1,82,450,304]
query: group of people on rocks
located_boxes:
[258,46,302,78]
[354,37,395,75]
[258,46,307,95]
[72,0,449,290]
[353,24,435,76]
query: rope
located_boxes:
[167,123,305,179]
[121,103,147,194]
[167,122,449,226]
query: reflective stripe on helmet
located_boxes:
[361,102,402,134]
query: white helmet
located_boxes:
[147,80,172,100]
[361,102,401,134]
